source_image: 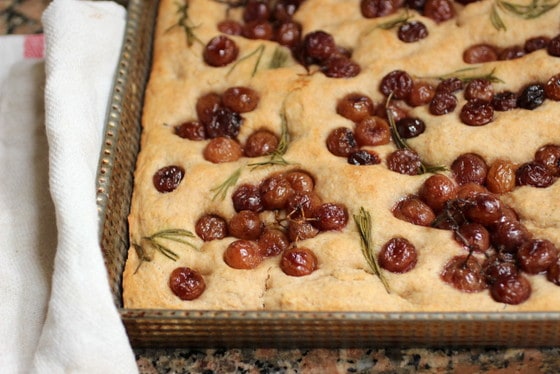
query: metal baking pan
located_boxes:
[96,0,560,348]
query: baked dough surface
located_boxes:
[123,0,560,312]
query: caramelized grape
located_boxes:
[515,161,555,187]
[153,165,185,193]
[286,192,322,220]
[517,239,559,275]
[280,247,318,276]
[395,117,426,139]
[196,92,222,126]
[486,159,517,194]
[456,182,488,200]
[418,174,458,213]
[313,203,349,231]
[547,34,560,57]
[429,92,457,115]
[232,183,264,213]
[387,149,422,175]
[224,240,264,269]
[336,93,375,122]
[544,74,560,101]
[392,196,436,226]
[460,99,494,126]
[451,153,488,185]
[454,222,490,253]
[260,173,295,210]
[378,237,418,273]
[175,120,206,140]
[242,20,274,40]
[196,214,228,241]
[203,137,243,163]
[286,170,315,193]
[398,21,428,43]
[441,255,487,293]
[465,193,502,226]
[436,77,463,94]
[258,228,290,257]
[243,0,270,23]
[360,0,400,18]
[204,106,243,139]
[491,91,517,111]
[354,116,391,146]
[490,219,532,252]
[322,56,361,78]
[407,81,436,107]
[547,258,560,286]
[222,86,260,113]
[272,0,301,22]
[464,79,494,102]
[169,267,206,301]
[380,70,413,100]
[326,127,359,156]
[203,35,239,67]
[274,21,302,48]
[483,254,519,285]
[288,220,319,241]
[489,274,531,305]
[348,150,382,165]
[524,36,550,52]
[302,30,336,63]
[217,20,243,36]
[244,129,279,157]
[228,210,263,240]
[535,144,560,176]
[423,0,454,23]
[516,84,545,110]
[498,46,525,60]
[463,44,498,64]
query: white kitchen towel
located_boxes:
[0,0,138,372]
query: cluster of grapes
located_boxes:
[196,169,348,275]
[391,149,560,304]
[174,86,282,164]
[204,0,362,78]
[463,34,560,64]
[361,0,455,24]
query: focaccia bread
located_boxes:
[123,0,560,312]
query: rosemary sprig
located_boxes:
[166,2,203,47]
[353,207,391,293]
[435,67,504,84]
[491,0,560,30]
[227,44,266,78]
[211,167,243,201]
[248,106,291,169]
[385,95,446,174]
[133,229,198,273]
[377,9,411,30]
[269,47,290,69]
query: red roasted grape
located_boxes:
[280,247,318,276]
[153,165,185,193]
[378,237,418,273]
[169,267,206,301]
[224,239,264,269]
[441,255,487,293]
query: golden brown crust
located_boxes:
[123,0,560,312]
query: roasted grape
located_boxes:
[336,93,375,122]
[498,46,525,60]
[258,228,290,257]
[302,30,336,63]
[196,214,228,241]
[517,239,559,275]
[387,149,422,175]
[228,210,263,240]
[203,137,243,163]
[169,267,206,301]
[274,21,302,48]
[153,165,184,193]
[280,247,318,276]
[224,239,264,269]
[489,274,531,305]
[544,74,560,101]
[354,116,391,146]
[429,92,457,115]
[360,0,400,18]
[441,255,487,293]
[203,35,239,67]
[232,183,264,213]
[515,161,555,188]
[451,153,488,185]
[454,222,490,253]
[423,0,454,23]
[196,92,222,126]
[204,106,243,139]
[460,99,494,126]
[398,21,428,43]
[380,70,413,100]
[516,84,545,110]
[175,120,206,140]
[348,150,382,165]
[378,237,418,273]
[547,258,560,286]
[288,220,319,241]
[322,56,361,78]
[260,173,295,210]
[463,44,498,64]
[395,117,426,139]
[418,174,457,213]
[222,86,260,113]
[524,36,550,53]
[313,203,349,231]
[286,170,315,193]
[407,81,436,107]
[486,159,516,194]
[535,144,560,176]
[242,20,274,40]
[286,192,322,220]
[490,219,532,253]
[483,254,519,285]
[392,195,436,226]
[326,127,359,157]
[464,79,494,102]
[547,34,560,57]
[244,129,279,157]
[491,91,517,111]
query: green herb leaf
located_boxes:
[269,47,290,69]
[491,0,560,30]
[166,2,203,47]
[435,67,504,84]
[353,207,390,293]
[211,167,243,201]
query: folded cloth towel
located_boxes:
[0,0,137,372]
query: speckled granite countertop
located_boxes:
[4,1,560,372]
